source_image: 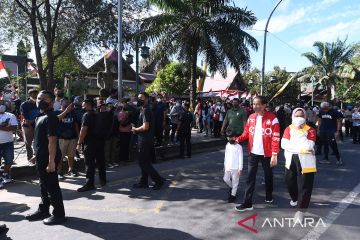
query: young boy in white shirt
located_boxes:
[223,131,243,203]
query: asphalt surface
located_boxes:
[1,137,360,240]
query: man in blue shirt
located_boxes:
[316,102,343,165]
[20,89,39,163]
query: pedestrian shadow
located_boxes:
[0,202,29,222]
[64,217,201,240]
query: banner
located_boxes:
[270,74,297,102]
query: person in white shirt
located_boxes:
[223,131,243,203]
[53,87,63,111]
[0,100,18,184]
[352,107,360,143]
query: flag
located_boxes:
[0,60,9,79]
[270,74,296,102]
[27,63,38,74]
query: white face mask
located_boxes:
[292,117,306,126]
[0,105,6,113]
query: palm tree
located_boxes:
[139,0,258,107]
[302,39,357,101]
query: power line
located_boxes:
[267,31,303,55]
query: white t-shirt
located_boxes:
[251,115,264,155]
[0,112,18,144]
[224,143,243,171]
[53,99,61,111]
[352,112,360,127]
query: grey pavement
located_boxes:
[1,136,360,240]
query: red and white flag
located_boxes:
[27,63,38,74]
[0,60,9,79]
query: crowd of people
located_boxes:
[0,86,355,226]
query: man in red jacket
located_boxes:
[234,96,280,212]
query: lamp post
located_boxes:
[126,40,150,95]
[117,0,123,100]
[261,0,284,95]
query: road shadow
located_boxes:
[64,217,201,240]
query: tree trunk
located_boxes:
[326,78,332,102]
[45,0,55,91]
[30,0,46,89]
[190,52,198,110]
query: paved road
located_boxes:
[1,137,360,240]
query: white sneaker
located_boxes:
[2,174,12,184]
[290,200,298,207]
[293,211,304,223]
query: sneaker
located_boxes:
[67,170,78,177]
[293,211,304,223]
[319,158,331,164]
[336,159,343,166]
[57,173,65,180]
[43,216,67,225]
[25,210,51,221]
[2,173,12,184]
[113,163,120,168]
[107,163,114,169]
[228,195,236,203]
[235,203,253,212]
[77,184,95,192]
[152,179,166,190]
[290,200,298,207]
[265,198,274,203]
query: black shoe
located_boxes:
[265,198,274,203]
[152,179,166,190]
[25,210,51,221]
[235,203,253,212]
[77,184,95,192]
[57,173,65,180]
[228,195,236,203]
[100,180,107,186]
[319,158,331,164]
[43,216,67,225]
[68,170,78,177]
[132,183,149,189]
[0,224,8,234]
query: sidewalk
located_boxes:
[7,129,226,178]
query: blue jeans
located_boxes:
[0,142,14,166]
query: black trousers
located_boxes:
[179,131,191,157]
[243,154,273,205]
[155,122,164,145]
[83,140,106,186]
[345,120,352,137]
[37,162,65,217]
[137,141,163,185]
[119,132,131,162]
[170,123,178,143]
[285,154,315,209]
[213,121,222,137]
[319,132,340,160]
[352,126,360,143]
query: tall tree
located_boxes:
[139,0,258,107]
[0,0,145,90]
[302,39,357,101]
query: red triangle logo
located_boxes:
[237,213,258,233]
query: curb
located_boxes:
[11,138,227,179]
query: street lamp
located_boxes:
[261,0,284,95]
[117,0,123,100]
[125,41,150,95]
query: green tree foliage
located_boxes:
[140,0,258,107]
[302,39,357,101]
[146,62,201,97]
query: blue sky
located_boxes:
[4,0,360,74]
[234,0,360,73]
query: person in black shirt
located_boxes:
[132,92,165,190]
[76,99,107,192]
[177,102,193,158]
[25,90,66,225]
